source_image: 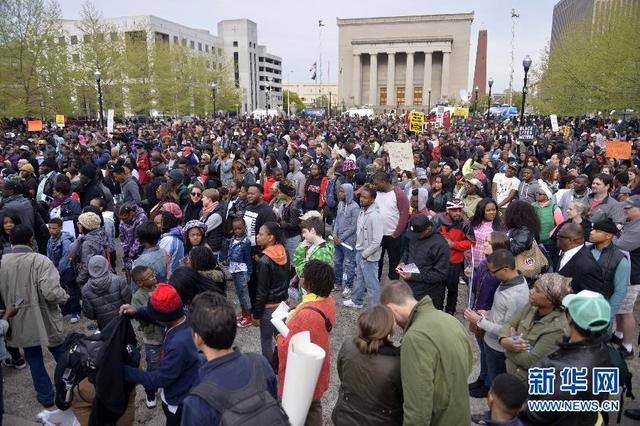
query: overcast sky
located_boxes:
[59,0,557,93]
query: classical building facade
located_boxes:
[282,82,338,106]
[337,13,473,112]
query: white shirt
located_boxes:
[493,173,520,207]
[375,189,399,236]
[559,244,584,271]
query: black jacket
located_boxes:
[80,180,105,207]
[520,336,610,426]
[253,254,289,319]
[279,201,301,239]
[183,200,202,224]
[558,245,611,299]
[400,231,450,301]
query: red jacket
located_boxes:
[276,297,336,401]
[136,153,150,185]
[263,176,276,203]
[434,212,475,264]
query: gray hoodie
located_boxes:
[356,203,384,261]
[81,255,131,329]
[286,159,306,203]
[332,184,360,248]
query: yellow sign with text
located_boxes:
[453,107,469,119]
[408,111,425,133]
[563,126,571,138]
[55,115,65,127]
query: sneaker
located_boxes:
[471,413,487,425]
[2,358,27,370]
[333,286,343,293]
[469,384,490,398]
[237,315,252,328]
[70,313,79,323]
[619,346,634,360]
[343,300,363,309]
[145,395,157,409]
[610,333,623,346]
[342,287,352,298]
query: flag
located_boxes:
[309,62,317,80]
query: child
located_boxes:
[293,215,335,299]
[131,265,163,409]
[332,183,359,296]
[120,284,201,425]
[72,212,109,287]
[47,218,80,323]
[480,373,527,426]
[81,255,131,330]
[227,218,253,328]
[134,220,170,283]
[90,197,117,269]
[182,220,209,260]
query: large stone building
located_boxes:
[337,13,474,113]
[282,82,338,106]
[61,16,281,114]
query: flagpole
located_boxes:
[318,18,324,109]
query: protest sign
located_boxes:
[563,126,571,138]
[387,142,414,171]
[443,110,451,129]
[453,107,469,119]
[605,140,632,159]
[27,120,43,132]
[107,109,114,134]
[436,105,444,126]
[55,115,65,127]
[518,125,536,142]
[408,111,424,133]
[550,114,559,132]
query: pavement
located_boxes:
[3,268,640,425]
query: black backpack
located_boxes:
[189,353,290,426]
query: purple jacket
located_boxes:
[471,260,501,311]
[119,205,147,259]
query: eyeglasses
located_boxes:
[488,266,506,275]
[191,192,202,197]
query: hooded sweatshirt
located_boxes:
[159,225,185,274]
[254,244,289,318]
[332,183,359,248]
[81,256,131,329]
[286,159,306,203]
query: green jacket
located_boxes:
[132,287,163,345]
[401,297,473,426]
[498,304,569,383]
[293,240,335,277]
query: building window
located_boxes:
[205,44,209,53]
[111,32,118,42]
[83,34,91,43]
[218,47,222,56]
[198,42,202,51]
[96,33,104,42]
[70,35,78,45]
[72,53,79,63]
[58,36,65,43]
[413,86,423,106]
[190,40,194,49]
[233,41,238,47]
[396,86,405,106]
[380,87,387,106]
[173,35,178,44]
[181,38,187,47]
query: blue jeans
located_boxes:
[476,335,490,387]
[260,307,277,362]
[23,344,64,405]
[284,236,302,268]
[483,341,506,384]
[60,269,80,315]
[334,244,355,289]
[144,343,161,397]
[232,271,252,311]
[350,252,380,306]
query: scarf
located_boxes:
[201,200,219,217]
[50,194,70,209]
[287,292,327,322]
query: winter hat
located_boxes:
[168,169,184,182]
[80,164,97,179]
[147,283,184,322]
[592,219,618,235]
[78,212,101,231]
[183,220,207,237]
[19,163,34,174]
[160,202,183,221]
[342,159,357,172]
[88,255,110,279]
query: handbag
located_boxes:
[515,239,549,279]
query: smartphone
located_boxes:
[15,298,24,307]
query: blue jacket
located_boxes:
[159,226,184,274]
[124,319,200,406]
[133,246,170,283]
[332,183,359,248]
[227,237,252,274]
[58,197,82,222]
[91,150,112,168]
[180,350,277,425]
[47,232,75,276]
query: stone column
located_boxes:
[422,52,432,106]
[441,51,450,100]
[405,52,414,107]
[352,53,361,105]
[386,52,396,107]
[369,53,378,105]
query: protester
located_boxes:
[133,220,170,283]
[157,209,185,274]
[228,217,253,328]
[478,373,528,426]
[199,188,225,261]
[73,211,109,287]
[46,217,79,322]
[118,203,147,268]
[332,183,359,295]
[181,219,208,258]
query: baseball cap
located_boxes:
[19,145,29,151]
[465,176,483,190]
[619,186,632,195]
[416,167,428,180]
[562,290,610,332]
[406,215,433,239]
[446,199,465,210]
[507,161,520,171]
[623,195,640,209]
[582,149,594,158]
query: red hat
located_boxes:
[147,283,184,322]
[160,202,184,221]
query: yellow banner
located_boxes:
[453,107,469,119]
[55,115,65,126]
[563,126,571,137]
[408,111,425,133]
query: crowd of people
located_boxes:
[0,112,639,425]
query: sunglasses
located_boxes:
[191,192,202,197]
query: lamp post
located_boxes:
[427,88,432,112]
[487,77,494,119]
[94,70,104,129]
[265,77,271,111]
[474,86,479,116]
[210,82,217,118]
[520,55,532,123]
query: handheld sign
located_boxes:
[387,142,414,172]
[27,120,43,132]
[408,111,425,133]
[605,140,632,160]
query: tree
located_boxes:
[531,8,640,115]
[282,90,305,113]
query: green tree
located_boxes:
[282,90,305,113]
[531,8,640,115]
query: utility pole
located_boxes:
[318,18,325,110]
[509,9,519,107]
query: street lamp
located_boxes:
[265,77,271,111]
[474,86,479,116]
[94,70,104,129]
[427,88,432,112]
[487,77,494,119]
[210,82,217,118]
[520,55,532,123]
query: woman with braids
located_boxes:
[332,304,402,426]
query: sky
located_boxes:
[59,0,557,94]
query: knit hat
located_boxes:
[168,169,184,182]
[342,159,357,172]
[183,220,207,237]
[78,212,101,231]
[147,283,184,322]
[562,290,610,332]
[160,202,183,221]
[80,164,97,179]
[19,163,34,174]
[88,255,110,279]
[592,219,618,235]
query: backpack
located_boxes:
[324,176,339,209]
[189,353,289,426]
[608,343,634,424]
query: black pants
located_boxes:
[378,235,402,281]
[445,262,465,314]
[161,402,183,426]
[413,282,446,309]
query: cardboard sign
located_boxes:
[27,120,43,132]
[453,107,469,119]
[550,114,559,132]
[436,106,444,126]
[443,111,451,129]
[563,126,571,138]
[55,115,65,127]
[605,140,632,160]
[518,125,536,142]
[387,142,414,172]
[408,111,425,133]
[107,109,114,134]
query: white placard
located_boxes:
[281,331,326,426]
[63,220,77,238]
[550,114,559,132]
[107,109,114,134]
[386,142,414,172]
